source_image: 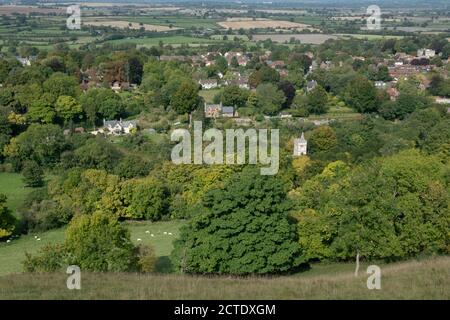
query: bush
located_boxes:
[136,244,157,273]
[0,194,16,239]
[64,211,137,272]
[23,244,66,272]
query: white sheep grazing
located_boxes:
[6,240,11,243]
[145,230,150,234]
[137,238,142,241]
[150,234,154,237]
[163,232,167,235]
[36,238,41,241]
[168,232,173,235]
[34,236,38,239]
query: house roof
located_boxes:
[299,132,307,143]
[222,106,234,114]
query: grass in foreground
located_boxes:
[0,256,448,299]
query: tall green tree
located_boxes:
[171,81,201,115]
[172,168,304,275]
[0,194,16,239]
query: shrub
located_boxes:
[23,244,66,272]
[64,211,137,272]
[0,194,16,239]
[135,244,157,273]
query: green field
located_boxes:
[0,256,448,299]
[199,89,221,103]
[0,173,31,217]
[120,16,221,29]
[0,220,186,276]
[106,35,220,47]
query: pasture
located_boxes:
[83,19,181,32]
[252,33,338,44]
[0,173,31,217]
[0,220,186,276]
[106,36,220,47]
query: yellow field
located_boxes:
[218,18,314,30]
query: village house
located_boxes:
[204,103,221,118]
[91,119,138,135]
[16,56,32,66]
[204,103,238,118]
[225,77,249,89]
[198,79,218,90]
[224,52,250,66]
[387,87,400,101]
[267,60,286,69]
[159,55,189,62]
[436,97,450,104]
[374,81,387,89]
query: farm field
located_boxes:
[252,33,339,44]
[0,5,65,15]
[0,256,448,299]
[120,16,221,29]
[338,34,406,40]
[0,220,186,276]
[217,18,315,31]
[106,35,221,47]
[83,19,181,32]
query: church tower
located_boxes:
[293,132,307,156]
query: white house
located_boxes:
[293,132,307,156]
[101,119,137,135]
[199,79,218,90]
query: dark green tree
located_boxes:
[172,168,304,275]
[22,160,44,187]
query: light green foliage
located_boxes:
[64,211,137,272]
[308,125,338,153]
[55,95,83,124]
[120,177,168,220]
[292,150,449,261]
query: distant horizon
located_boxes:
[2,0,450,7]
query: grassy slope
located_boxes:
[0,256,448,299]
[0,173,31,217]
[0,220,186,276]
